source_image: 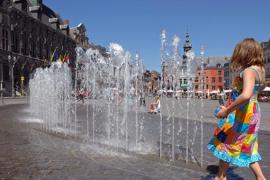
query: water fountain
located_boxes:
[29,32,205,168]
[29,61,74,135]
[159,30,205,165]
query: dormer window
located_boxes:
[216,63,221,68]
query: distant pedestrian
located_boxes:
[78,87,85,104]
[208,38,266,180]
[149,96,160,114]
[218,87,225,105]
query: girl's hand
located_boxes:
[216,106,229,118]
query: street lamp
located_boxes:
[21,75,25,96]
[0,80,4,104]
[8,55,17,97]
[0,62,4,103]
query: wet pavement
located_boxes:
[0,99,269,179]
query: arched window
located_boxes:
[0,0,4,7]
[1,28,8,50]
[23,32,27,54]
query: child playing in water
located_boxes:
[149,96,160,114]
[208,38,266,180]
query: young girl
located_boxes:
[149,96,160,113]
[208,38,266,180]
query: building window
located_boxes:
[31,40,36,57]
[2,29,8,50]
[195,77,198,82]
[38,39,42,58]
[184,79,187,84]
[3,64,9,82]
[268,57,270,63]
[219,77,222,83]
[212,77,215,83]
[212,86,216,90]
[218,70,222,76]
[225,80,228,85]
[22,1,28,12]
[206,84,209,89]
[195,85,198,90]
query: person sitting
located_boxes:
[149,96,160,114]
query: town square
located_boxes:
[0,0,270,179]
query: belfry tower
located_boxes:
[182,32,192,66]
[178,32,193,90]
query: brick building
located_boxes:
[0,0,76,96]
[194,65,224,96]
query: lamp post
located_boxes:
[8,55,17,97]
[21,75,24,96]
[0,62,4,104]
[0,80,3,104]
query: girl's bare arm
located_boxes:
[217,69,256,118]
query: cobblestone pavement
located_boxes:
[0,97,28,106]
[0,101,269,179]
[0,104,206,179]
[148,97,270,132]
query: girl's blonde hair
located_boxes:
[231,38,265,69]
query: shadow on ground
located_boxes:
[201,165,245,180]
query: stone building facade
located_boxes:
[70,23,109,58]
[143,70,160,95]
[223,40,270,90]
[262,40,270,86]
[0,0,76,96]
[70,23,90,50]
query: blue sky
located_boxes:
[44,0,270,71]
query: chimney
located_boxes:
[60,24,69,36]
[49,18,59,30]
[13,0,24,11]
[63,19,69,25]
[29,5,41,20]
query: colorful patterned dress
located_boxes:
[208,67,263,167]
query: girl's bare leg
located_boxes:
[250,162,266,180]
[215,160,229,180]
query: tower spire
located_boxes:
[183,31,192,53]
